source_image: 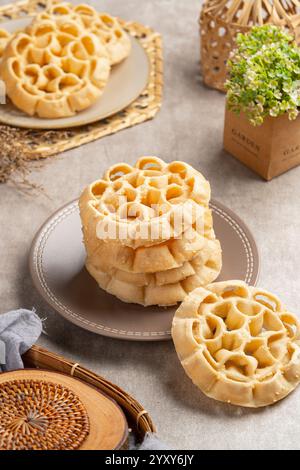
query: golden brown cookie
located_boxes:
[35,2,131,65]
[172,281,300,407]
[79,156,211,250]
[0,18,110,118]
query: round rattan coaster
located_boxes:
[0,369,128,450]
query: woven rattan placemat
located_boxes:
[0,0,163,159]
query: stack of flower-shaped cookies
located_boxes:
[0,2,131,117]
[79,157,222,307]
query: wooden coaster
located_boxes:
[0,369,128,450]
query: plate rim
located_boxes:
[0,17,150,129]
[29,198,260,342]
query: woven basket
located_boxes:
[22,345,156,442]
[199,0,300,92]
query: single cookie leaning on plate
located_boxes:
[172,281,300,407]
[34,2,131,65]
[0,17,110,118]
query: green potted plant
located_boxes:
[223,25,300,180]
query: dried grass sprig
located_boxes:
[1,125,34,183]
[0,125,54,194]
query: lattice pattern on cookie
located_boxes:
[0,18,110,118]
[86,239,221,306]
[79,157,211,249]
[172,281,300,407]
[35,2,131,65]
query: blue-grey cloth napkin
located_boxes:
[0,309,42,372]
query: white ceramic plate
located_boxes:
[29,199,260,342]
[0,17,150,129]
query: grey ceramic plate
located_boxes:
[29,199,260,341]
[0,18,149,129]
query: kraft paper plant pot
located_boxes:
[223,107,300,181]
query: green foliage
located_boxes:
[225,25,300,126]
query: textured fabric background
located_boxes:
[0,0,300,449]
